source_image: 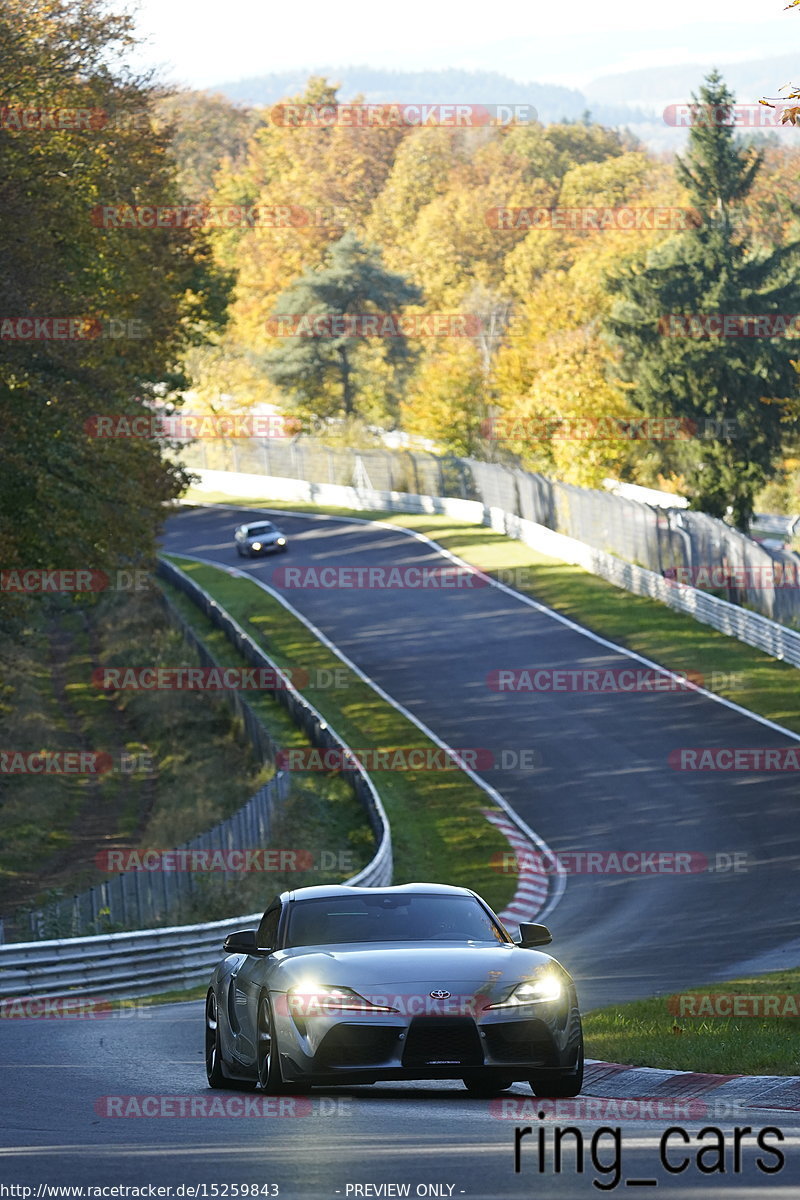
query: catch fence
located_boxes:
[184,437,800,626]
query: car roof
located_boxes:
[281,882,477,903]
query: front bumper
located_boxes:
[244,542,286,556]
[272,995,582,1084]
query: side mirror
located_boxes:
[222,929,269,956]
[517,922,553,948]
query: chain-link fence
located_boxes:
[24,558,391,940]
[25,776,291,941]
[181,437,800,628]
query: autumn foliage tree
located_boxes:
[0,0,231,627]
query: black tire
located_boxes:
[529,1038,584,1098]
[462,1076,515,1096]
[205,990,228,1088]
[206,991,257,1090]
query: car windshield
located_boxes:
[245,524,275,536]
[285,894,508,948]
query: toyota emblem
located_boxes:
[429,989,451,999]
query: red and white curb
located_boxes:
[482,808,554,926]
[584,1060,800,1112]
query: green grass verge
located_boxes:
[182,491,800,733]
[164,554,517,914]
[583,968,800,1075]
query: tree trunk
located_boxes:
[339,347,353,416]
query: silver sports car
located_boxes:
[233,521,288,557]
[205,883,583,1096]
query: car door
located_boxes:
[230,903,282,1064]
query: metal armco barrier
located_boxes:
[0,912,271,1001]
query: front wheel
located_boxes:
[529,1038,584,1098]
[256,995,308,1093]
[257,995,281,1091]
[205,991,227,1087]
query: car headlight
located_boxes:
[484,974,563,1009]
[288,984,397,1016]
[277,537,286,545]
[251,542,262,550]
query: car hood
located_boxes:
[246,532,281,542]
[270,942,564,999]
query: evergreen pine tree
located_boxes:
[606,71,800,528]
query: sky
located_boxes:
[126,0,797,90]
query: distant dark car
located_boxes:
[234,521,287,557]
[205,883,583,1097]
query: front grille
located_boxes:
[316,1024,401,1067]
[483,1020,557,1064]
[402,1017,483,1068]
